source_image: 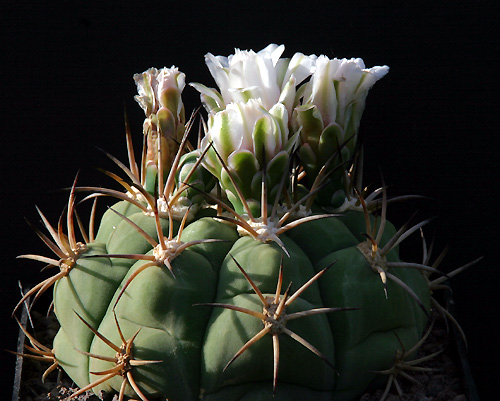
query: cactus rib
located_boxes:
[197,256,357,395]
[69,311,161,401]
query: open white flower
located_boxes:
[191,46,388,209]
[191,44,316,118]
[293,55,389,185]
[301,55,389,134]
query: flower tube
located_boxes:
[201,98,296,214]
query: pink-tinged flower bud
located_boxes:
[133,67,186,193]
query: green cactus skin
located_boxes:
[49,203,430,401]
[13,52,445,401]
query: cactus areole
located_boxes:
[16,44,470,401]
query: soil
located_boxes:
[12,308,470,401]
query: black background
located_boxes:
[1,1,498,399]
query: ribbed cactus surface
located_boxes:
[51,203,430,401]
[15,44,466,401]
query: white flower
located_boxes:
[191,44,316,117]
[292,55,389,182]
[207,44,284,110]
[133,67,187,193]
[133,66,186,142]
[134,66,185,118]
[299,55,389,139]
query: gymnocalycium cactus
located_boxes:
[12,44,481,401]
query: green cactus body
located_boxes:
[15,46,454,401]
[50,205,430,401]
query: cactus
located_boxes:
[12,44,480,401]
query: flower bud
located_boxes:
[134,67,186,193]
